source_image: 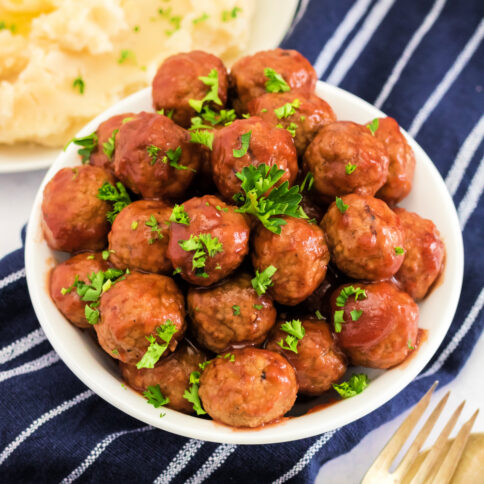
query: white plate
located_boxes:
[25,82,464,444]
[0,0,298,174]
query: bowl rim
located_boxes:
[25,81,464,445]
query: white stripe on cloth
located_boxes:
[60,426,153,484]
[419,287,484,378]
[0,350,60,383]
[313,0,372,78]
[272,430,338,484]
[184,444,237,484]
[457,155,484,229]
[0,268,25,290]
[153,439,205,484]
[374,0,447,108]
[325,0,397,85]
[284,0,311,38]
[409,18,484,137]
[0,328,47,365]
[0,389,94,466]
[446,116,484,195]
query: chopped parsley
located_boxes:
[190,107,236,128]
[286,122,298,137]
[408,340,415,350]
[72,76,85,94]
[264,68,290,93]
[190,130,214,150]
[253,304,263,310]
[335,196,348,214]
[118,49,136,64]
[300,172,314,192]
[183,371,206,415]
[274,99,300,119]
[143,384,170,409]
[345,163,357,175]
[315,310,324,320]
[222,6,242,21]
[193,12,209,24]
[131,221,138,230]
[145,215,164,244]
[233,131,251,157]
[366,118,379,136]
[333,310,345,333]
[102,129,118,161]
[215,205,228,212]
[147,145,192,171]
[233,164,307,234]
[333,374,368,398]
[232,305,240,316]
[395,246,405,255]
[157,108,174,119]
[199,360,211,370]
[178,234,223,278]
[335,286,367,307]
[251,265,277,296]
[147,145,161,165]
[172,267,182,275]
[277,319,305,353]
[350,309,363,321]
[97,181,132,223]
[136,320,178,369]
[133,25,140,32]
[64,132,98,164]
[102,249,114,260]
[111,349,119,355]
[169,204,190,225]
[188,68,222,113]
[165,15,182,36]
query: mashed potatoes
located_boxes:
[0,0,255,147]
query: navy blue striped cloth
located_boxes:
[1,1,483,482]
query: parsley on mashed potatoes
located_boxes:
[0,0,254,147]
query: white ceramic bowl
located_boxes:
[25,81,464,444]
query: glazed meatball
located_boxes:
[211,117,298,201]
[303,121,389,203]
[266,319,347,395]
[375,117,416,205]
[113,112,201,200]
[95,272,185,365]
[108,200,172,274]
[152,51,229,128]
[120,341,206,414]
[248,92,336,156]
[199,348,297,427]
[42,165,114,252]
[321,194,404,280]
[394,207,445,300]
[331,282,419,368]
[167,195,250,286]
[50,252,109,328]
[230,48,317,113]
[89,112,136,172]
[187,273,277,353]
[252,217,330,305]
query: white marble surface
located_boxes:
[0,170,482,484]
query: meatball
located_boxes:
[50,252,109,328]
[230,48,317,113]
[120,341,206,414]
[375,117,416,205]
[247,92,336,156]
[108,200,172,274]
[266,319,347,395]
[95,272,185,365]
[199,348,297,427]
[394,208,445,300]
[113,112,201,200]
[167,195,250,286]
[251,217,330,305]
[42,165,114,252]
[152,51,228,128]
[321,194,404,280]
[303,121,389,203]
[187,273,277,353]
[89,112,136,172]
[211,117,298,201]
[331,282,419,368]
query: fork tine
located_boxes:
[393,391,450,480]
[428,409,479,484]
[365,381,438,473]
[408,400,466,484]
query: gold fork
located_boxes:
[361,381,479,484]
